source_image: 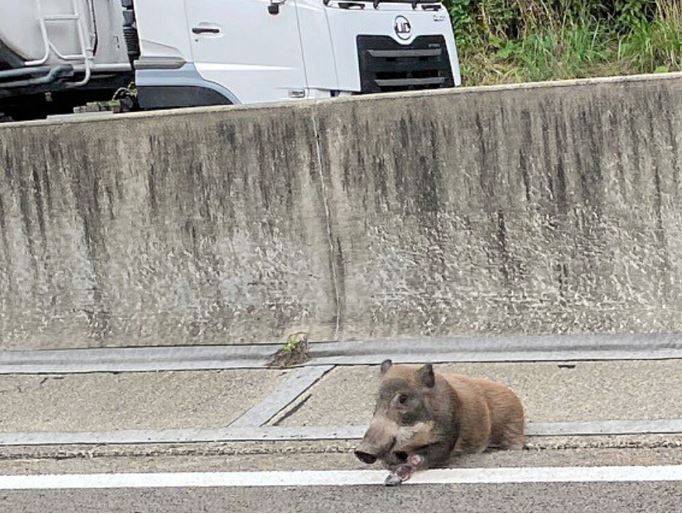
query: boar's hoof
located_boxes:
[354,450,378,464]
[384,464,413,486]
[384,473,404,486]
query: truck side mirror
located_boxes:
[268,0,287,15]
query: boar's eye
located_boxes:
[398,394,408,404]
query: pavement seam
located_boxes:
[1,419,681,447]
[229,365,334,427]
[1,434,681,461]
[2,441,682,462]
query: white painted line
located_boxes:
[1,419,680,446]
[2,333,681,374]
[230,365,334,427]
[1,465,681,490]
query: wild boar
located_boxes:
[354,360,525,485]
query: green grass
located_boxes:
[619,2,682,73]
[445,0,682,85]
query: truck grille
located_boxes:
[356,35,454,93]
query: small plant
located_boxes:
[267,332,310,368]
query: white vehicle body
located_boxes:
[0,0,461,118]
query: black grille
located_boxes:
[357,35,454,93]
[121,0,140,65]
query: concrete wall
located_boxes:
[1,73,681,349]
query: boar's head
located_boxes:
[354,359,437,465]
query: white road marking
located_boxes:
[0,465,681,490]
[1,419,680,446]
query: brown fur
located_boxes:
[444,373,525,452]
[355,361,525,478]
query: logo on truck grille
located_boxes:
[394,16,412,40]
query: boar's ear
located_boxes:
[380,359,393,375]
[417,364,435,388]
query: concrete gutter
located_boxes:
[1,333,680,374]
[305,333,682,365]
[0,344,280,373]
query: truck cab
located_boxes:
[135,0,461,107]
[0,0,461,119]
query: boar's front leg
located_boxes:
[384,442,452,486]
[384,454,424,486]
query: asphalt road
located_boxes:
[0,481,679,512]
[0,353,679,512]
[1,441,681,511]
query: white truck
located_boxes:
[0,0,461,120]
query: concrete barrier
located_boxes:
[1,73,681,349]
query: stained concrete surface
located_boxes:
[277,361,682,426]
[0,369,284,432]
[2,74,682,349]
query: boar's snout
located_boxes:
[354,446,378,464]
[355,417,396,464]
[354,437,386,464]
